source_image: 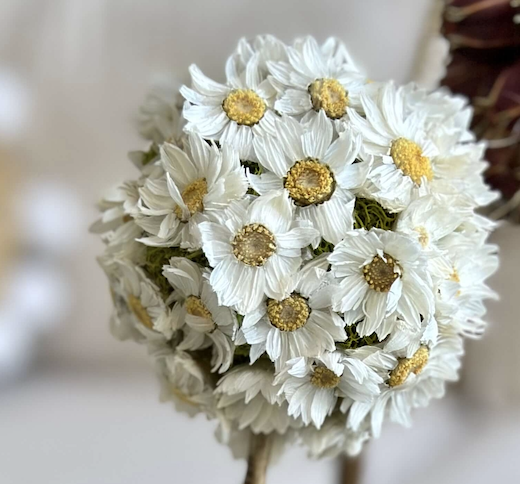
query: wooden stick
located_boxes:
[339,455,362,484]
[243,433,272,484]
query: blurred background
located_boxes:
[0,1,518,483]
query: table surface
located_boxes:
[1,361,519,484]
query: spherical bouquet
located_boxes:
[92,35,499,477]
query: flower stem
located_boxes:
[185,249,203,260]
[243,433,272,484]
[338,455,362,484]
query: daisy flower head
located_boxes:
[402,84,474,142]
[329,228,435,338]
[91,181,141,234]
[137,78,185,145]
[180,51,278,160]
[162,257,237,373]
[267,36,366,127]
[110,259,175,340]
[136,132,248,248]
[198,191,319,314]
[348,82,446,211]
[348,324,463,438]
[91,181,146,264]
[234,35,288,77]
[215,363,301,435]
[351,82,500,212]
[155,348,216,417]
[300,414,371,458]
[108,283,153,344]
[434,232,498,337]
[394,194,467,254]
[276,351,382,429]
[252,110,370,244]
[429,140,499,208]
[237,254,346,369]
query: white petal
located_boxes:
[274,89,312,116]
[199,222,232,266]
[276,115,305,161]
[188,64,229,97]
[300,194,354,245]
[161,143,198,188]
[253,135,290,178]
[332,273,368,312]
[360,291,388,335]
[263,254,297,300]
[302,110,333,160]
[247,172,283,195]
[311,388,336,429]
[335,160,370,190]
[276,225,319,249]
[247,191,293,235]
[183,103,229,138]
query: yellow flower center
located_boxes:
[309,78,348,119]
[232,223,276,267]
[415,226,430,248]
[450,269,461,283]
[284,159,335,207]
[185,295,212,320]
[310,367,341,389]
[363,253,400,292]
[174,178,208,220]
[388,346,430,387]
[128,294,154,330]
[267,294,310,332]
[390,138,433,186]
[222,89,266,126]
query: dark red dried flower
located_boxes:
[442,0,520,205]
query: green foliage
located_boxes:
[232,343,274,368]
[310,198,398,258]
[143,246,208,300]
[242,161,263,196]
[337,324,380,350]
[312,239,335,257]
[241,160,263,175]
[353,198,398,231]
[233,344,251,357]
[236,314,244,327]
[142,143,159,166]
[232,344,252,367]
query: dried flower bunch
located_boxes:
[442,0,520,217]
[92,35,499,461]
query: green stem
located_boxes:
[185,249,204,260]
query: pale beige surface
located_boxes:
[1,1,519,483]
[463,224,520,405]
[1,362,518,484]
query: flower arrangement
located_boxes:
[92,35,499,481]
[441,0,520,221]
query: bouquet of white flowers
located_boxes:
[92,35,499,482]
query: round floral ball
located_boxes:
[92,35,499,460]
